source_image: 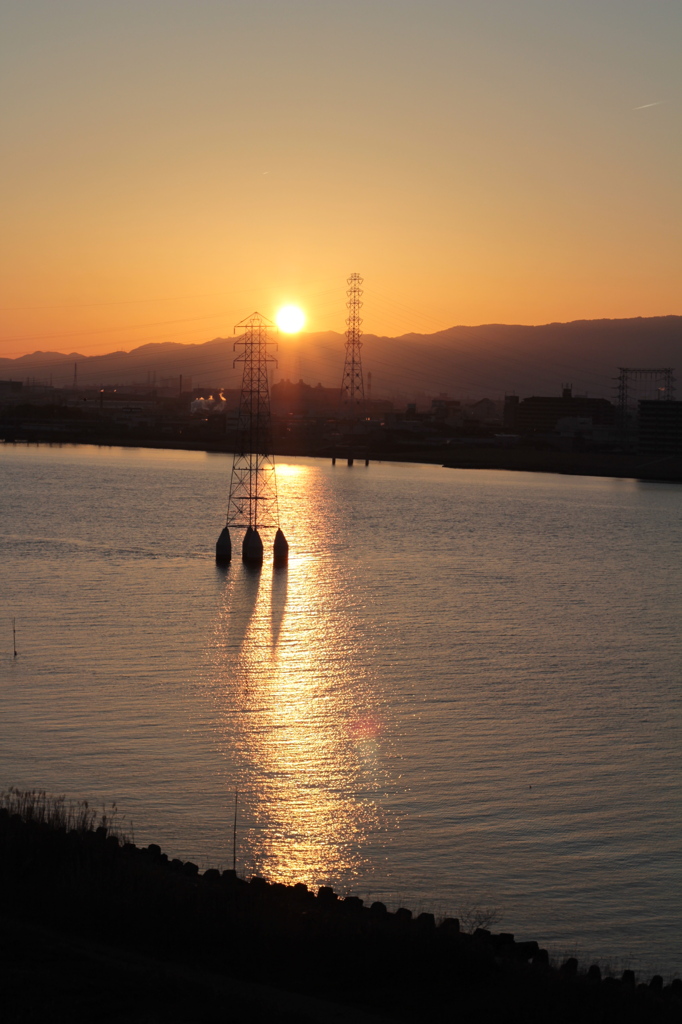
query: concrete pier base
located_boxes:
[242,526,263,564]
[273,528,289,567]
[215,527,232,563]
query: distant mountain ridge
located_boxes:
[1,316,680,400]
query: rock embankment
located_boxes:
[0,809,679,1022]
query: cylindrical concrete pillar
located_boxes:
[273,528,289,566]
[242,526,263,564]
[215,526,232,563]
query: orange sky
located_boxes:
[1,0,680,359]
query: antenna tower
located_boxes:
[216,312,288,566]
[339,273,365,419]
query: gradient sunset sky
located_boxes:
[1,0,680,358]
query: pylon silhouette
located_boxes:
[216,312,288,566]
[339,273,366,420]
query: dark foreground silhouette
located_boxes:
[1,809,679,1023]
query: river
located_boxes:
[1,442,680,977]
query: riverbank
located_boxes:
[2,433,681,482]
[1,801,679,1023]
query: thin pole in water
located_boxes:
[232,788,238,873]
[12,618,17,658]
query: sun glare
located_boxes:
[275,305,306,333]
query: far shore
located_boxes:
[3,432,682,483]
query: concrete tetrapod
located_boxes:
[273,528,289,567]
[215,527,232,564]
[242,526,264,564]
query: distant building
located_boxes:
[0,380,24,409]
[555,416,594,437]
[503,395,520,429]
[271,379,391,419]
[504,386,614,434]
[464,398,501,424]
[431,397,462,425]
[271,379,340,418]
[638,400,682,454]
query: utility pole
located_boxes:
[216,313,289,566]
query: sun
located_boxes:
[275,305,306,333]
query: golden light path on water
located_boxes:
[204,462,390,889]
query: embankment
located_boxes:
[1,808,679,1023]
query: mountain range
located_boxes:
[2,316,680,401]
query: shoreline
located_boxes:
[1,805,679,1022]
[3,433,682,483]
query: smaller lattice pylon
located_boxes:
[614,366,676,443]
[216,312,288,566]
[339,273,366,421]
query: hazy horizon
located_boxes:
[3,314,679,400]
[2,311,681,363]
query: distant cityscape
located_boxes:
[1,371,680,459]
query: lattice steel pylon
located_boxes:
[215,312,288,566]
[339,273,366,420]
[615,367,676,443]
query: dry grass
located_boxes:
[0,786,131,841]
[458,903,502,933]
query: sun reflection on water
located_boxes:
[204,464,389,890]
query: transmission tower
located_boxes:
[615,367,676,442]
[216,312,288,566]
[339,273,366,420]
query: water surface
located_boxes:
[1,443,680,977]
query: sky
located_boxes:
[1,0,680,358]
